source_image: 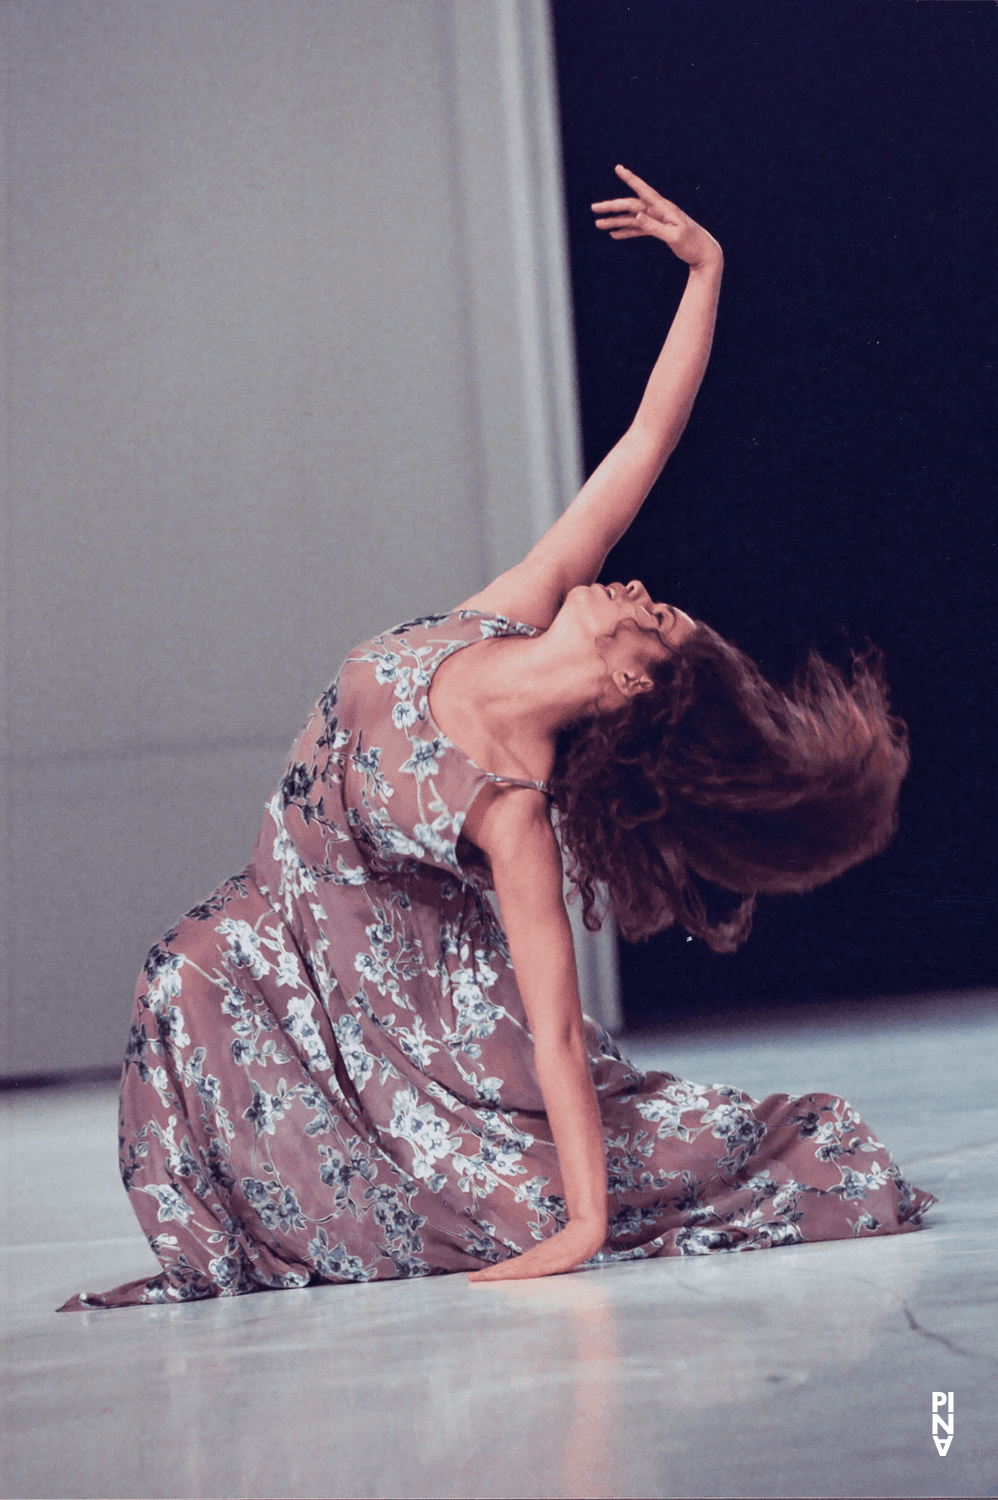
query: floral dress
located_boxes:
[59,610,934,1310]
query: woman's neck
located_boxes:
[454,633,605,739]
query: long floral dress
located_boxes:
[59,610,934,1310]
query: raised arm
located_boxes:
[463,787,608,1282]
[461,166,723,628]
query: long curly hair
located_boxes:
[550,621,910,954]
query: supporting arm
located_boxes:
[465,790,608,1282]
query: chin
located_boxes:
[556,583,616,643]
[560,582,599,617]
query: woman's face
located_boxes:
[562,579,696,705]
[566,578,694,649]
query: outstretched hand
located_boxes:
[592,165,721,269]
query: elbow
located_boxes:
[532,1019,589,1065]
[620,421,676,482]
[628,411,687,461]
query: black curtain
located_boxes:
[553,0,997,1025]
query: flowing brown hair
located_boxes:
[550,621,910,953]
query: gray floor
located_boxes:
[2,991,995,1500]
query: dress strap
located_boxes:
[483,772,552,796]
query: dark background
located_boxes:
[552,0,996,1026]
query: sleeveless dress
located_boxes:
[59,610,934,1310]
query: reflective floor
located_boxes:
[2,990,995,1500]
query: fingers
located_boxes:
[592,169,687,245]
[613,165,685,221]
[594,209,659,241]
[467,1259,569,1284]
[614,163,662,201]
[593,212,642,229]
[593,196,678,229]
[590,196,644,213]
[468,1264,519,1284]
[466,1240,588,1282]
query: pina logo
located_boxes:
[932,1391,954,1456]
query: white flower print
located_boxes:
[812,1119,848,1160]
[758,1221,804,1248]
[848,1210,881,1236]
[454,1108,531,1189]
[449,969,504,1040]
[148,1065,176,1110]
[771,1180,805,1213]
[676,1225,738,1255]
[352,742,393,801]
[473,1076,504,1107]
[635,1098,686,1137]
[367,808,424,860]
[395,1014,440,1072]
[392,700,420,730]
[388,1084,460,1182]
[242,1079,290,1138]
[413,819,457,867]
[268,941,302,990]
[835,1167,873,1200]
[637,1079,710,1136]
[701,1100,767,1171]
[511,1176,567,1236]
[153,1004,190,1051]
[472,951,499,989]
[308,1227,377,1282]
[284,994,334,1073]
[216,919,271,979]
[146,953,184,1009]
[218,978,248,1019]
[399,738,446,783]
[333,1015,375,1091]
[266,794,319,907]
[138,1183,194,1226]
[477,614,535,639]
[371,650,402,685]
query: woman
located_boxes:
[60,168,932,1309]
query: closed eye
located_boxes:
[646,603,680,644]
[636,604,671,644]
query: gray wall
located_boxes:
[0,0,619,1079]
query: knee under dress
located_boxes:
[59,609,934,1310]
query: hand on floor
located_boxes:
[467,1219,606,1284]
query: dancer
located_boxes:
[60,167,931,1309]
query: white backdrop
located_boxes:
[0,0,620,1078]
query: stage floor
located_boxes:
[2,990,994,1500]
